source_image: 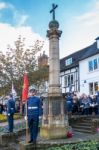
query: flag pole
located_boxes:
[22,71,29,144]
[25,101,29,143]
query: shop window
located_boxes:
[89,82,98,95]
[64,74,74,87]
[94,82,98,93]
[89,83,93,95]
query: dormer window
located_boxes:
[65,58,72,66]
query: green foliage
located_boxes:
[0,36,44,96]
[47,141,99,150]
[29,66,48,85]
[0,114,22,122]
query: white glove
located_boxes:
[8,113,10,116]
[24,116,28,120]
[39,116,42,119]
[39,116,42,126]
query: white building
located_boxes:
[79,38,99,95]
[38,38,99,96]
[60,37,99,96]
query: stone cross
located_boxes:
[50,4,58,20]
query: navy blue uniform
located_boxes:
[96,92,99,114]
[66,96,73,112]
[91,98,98,115]
[7,98,15,132]
[27,96,42,142]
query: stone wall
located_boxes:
[92,118,99,133]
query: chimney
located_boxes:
[95,37,99,49]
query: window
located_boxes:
[88,57,99,72]
[89,82,98,95]
[64,74,74,87]
[68,75,70,86]
[71,74,74,85]
[89,83,93,95]
[64,76,67,86]
[65,58,72,66]
[94,59,98,70]
[94,82,98,93]
[89,61,93,71]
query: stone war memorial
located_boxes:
[40,3,68,139]
[1,3,99,150]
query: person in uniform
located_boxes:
[27,87,42,144]
[66,93,73,116]
[7,94,15,133]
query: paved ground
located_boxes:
[0,130,99,150]
[0,118,24,127]
[0,118,25,134]
[38,132,99,144]
[0,119,99,149]
[19,131,99,145]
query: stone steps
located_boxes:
[82,119,92,122]
[72,118,93,134]
[77,122,91,126]
[73,128,92,134]
[72,125,91,130]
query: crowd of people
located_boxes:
[1,88,99,145]
[0,103,20,115]
[0,104,7,114]
[66,92,99,116]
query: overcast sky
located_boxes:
[0,0,99,58]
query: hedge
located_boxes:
[0,114,22,122]
[47,140,99,150]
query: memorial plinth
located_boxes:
[40,4,68,139]
[0,133,17,146]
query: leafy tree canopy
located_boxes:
[0,36,45,96]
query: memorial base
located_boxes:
[20,141,36,150]
[0,133,17,146]
[40,95,68,139]
[40,126,67,139]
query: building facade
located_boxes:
[80,54,99,95]
[60,37,99,95]
[37,38,99,96]
[60,52,80,95]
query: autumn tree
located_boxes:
[29,65,49,95]
[0,36,44,96]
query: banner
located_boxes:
[22,72,29,102]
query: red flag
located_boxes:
[22,72,29,102]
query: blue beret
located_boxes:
[29,88,36,93]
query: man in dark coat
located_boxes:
[27,88,42,144]
[96,92,99,114]
[7,94,15,133]
[66,93,73,116]
[0,104,3,114]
